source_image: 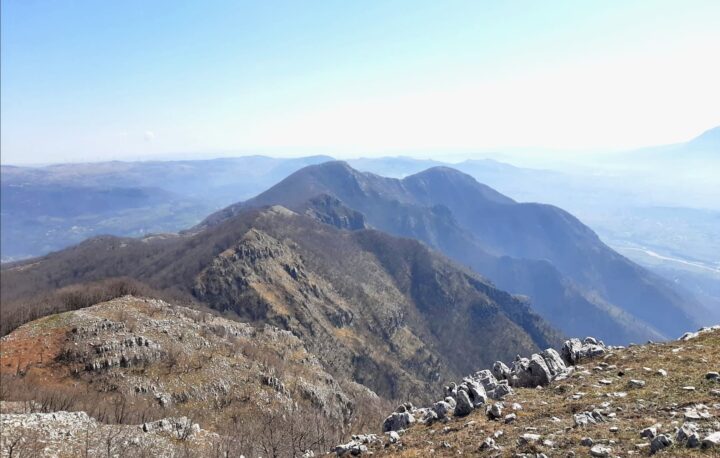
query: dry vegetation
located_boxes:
[0,296,391,457]
[353,329,720,457]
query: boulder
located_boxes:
[676,422,700,448]
[511,354,552,388]
[453,390,474,417]
[476,370,499,392]
[432,401,453,420]
[462,379,488,406]
[541,348,568,377]
[487,402,504,420]
[488,381,513,400]
[561,338,606,365]
[492,361,511,380]
[650,434,672,454]
[640,426,657,439]
[382,411,414,432]
[702,431,720,448]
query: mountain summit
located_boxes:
[200,161,699,343]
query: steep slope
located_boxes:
[200,161,695,342]
[1,207,560,403]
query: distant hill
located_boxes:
[0,155,332,260]
[200,161,699,343]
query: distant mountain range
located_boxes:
[199,161,700,343]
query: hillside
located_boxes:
[332,326,720,457]
[0,295,384,456]
[199,161,697,343]
[1,206,560,403]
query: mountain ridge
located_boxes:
[199,161,698,343]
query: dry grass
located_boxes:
[359,330,720,457]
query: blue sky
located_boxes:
[2,0,719,164]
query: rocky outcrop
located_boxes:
[370,335,602,437]
[679,325,720,341]
[0,410,214,457]
[561,337,607,365]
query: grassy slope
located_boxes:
[359,329,720,457]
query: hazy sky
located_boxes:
[2,0,719,164]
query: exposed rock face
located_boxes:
[303,194,367,231]
[2,203,562,404]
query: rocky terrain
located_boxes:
[330,326,720,457]
[0,408,218,458]
[1,206,560,402]
[202,161,699,344]
[0,296,385,457]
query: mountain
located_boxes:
[1,206,560,402]
[200,161,699,343]
[0,156,333,261]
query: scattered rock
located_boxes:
[580,437,594,446]
[628,379,646,388]
[519,433,541,445]
[706,372,720,381]
[676,422,700,448]
[385,431,400,444]
[479,437,499,451]
[640,426,657,439]
[589,444,612,457]
[703,431,720,447]
[504,413,517,424]
[574,410,605,428]
[487,402,504,420]
[650,434,672,454]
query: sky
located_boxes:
[2,0,719,164]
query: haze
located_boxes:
[2,0,720,164]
